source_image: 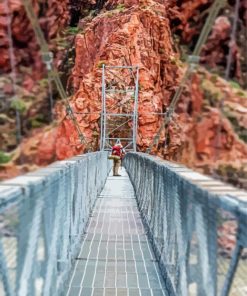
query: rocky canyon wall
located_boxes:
[0,0,247,188]
[61,0,247,174]
[0,0,70,76]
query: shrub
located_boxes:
[0,151,11,164]
[10,98,26,113]
[97,61,106,68]
[116,4,125,12]
[229,80,241,89]
[67,27,80,35]
[210,74,218,83]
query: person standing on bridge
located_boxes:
[111,143,125,176]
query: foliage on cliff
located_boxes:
[0,0,247,189]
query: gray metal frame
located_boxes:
[0,152,111,296]
[124,153,247,296]
[100,65,139,152]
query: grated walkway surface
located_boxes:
[66,168,167,296]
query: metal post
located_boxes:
[100,64,105,150]
[102,64,107,150]
[221,243,242,296]
[100,65,139,151]
[133,66,139,152]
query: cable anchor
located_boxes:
[188,55,200,71]
[42,51,53,71]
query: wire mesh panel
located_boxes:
[124,153,247,296]
[216,208,247,296]
[100,65,139,151]
[0,152,111,296]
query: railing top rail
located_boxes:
[127,152,247,211]
[0,151,108,213]
[0,151,111,296]
[124,152,247,296]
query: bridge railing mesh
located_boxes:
[124,153,247,296]
[0,152,110,296]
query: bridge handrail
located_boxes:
[0,152,110,296]
[124,152,247,296]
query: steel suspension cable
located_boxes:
[21,0,89,147]
[47,71,54,122]
[147,0,226,153]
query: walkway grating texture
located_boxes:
[66,168,167,296]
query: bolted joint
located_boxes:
[188,55,200,64]
[42,51,53,71]
[188,55,200,72]
[66,106,72,116]
[165,108,173,120]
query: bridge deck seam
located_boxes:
[66,168,168,296]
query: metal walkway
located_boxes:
[66,168,167,296]
[1,152,246,295]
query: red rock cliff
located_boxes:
[56,0,247,174]
[1,0,247,186]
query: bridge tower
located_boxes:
[100,65,139,152]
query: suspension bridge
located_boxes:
[1,0,247,295]
[0,152,247,296]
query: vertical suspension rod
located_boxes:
[101,64,107,150]
[133,66,139,152]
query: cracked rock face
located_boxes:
[59,2,181,156]
[0,0,247,186]
[55,0,247,173]
[170,0,247,85]
[0,0,70,74]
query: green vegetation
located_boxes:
[106,11,115,18]
[229,80,241,89]
[228,80,247,97]
[66,26,80,35]
[223,108,247,143]
[116,4,125,12]
[216,164,247,190]
[23,94,36,101]
[106,4,126,17]
[0,151,12,164]
[236,91,245,97]
[56,38,69,49]
[28,115,46,129]
[38,78,49,88]
[97,61,106,68]
[88,9,96,17]
[201,80,223,107]
[10,98,26,113]
[169,56,184,67]
[201,76,247,143]
[210,74,219,83]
